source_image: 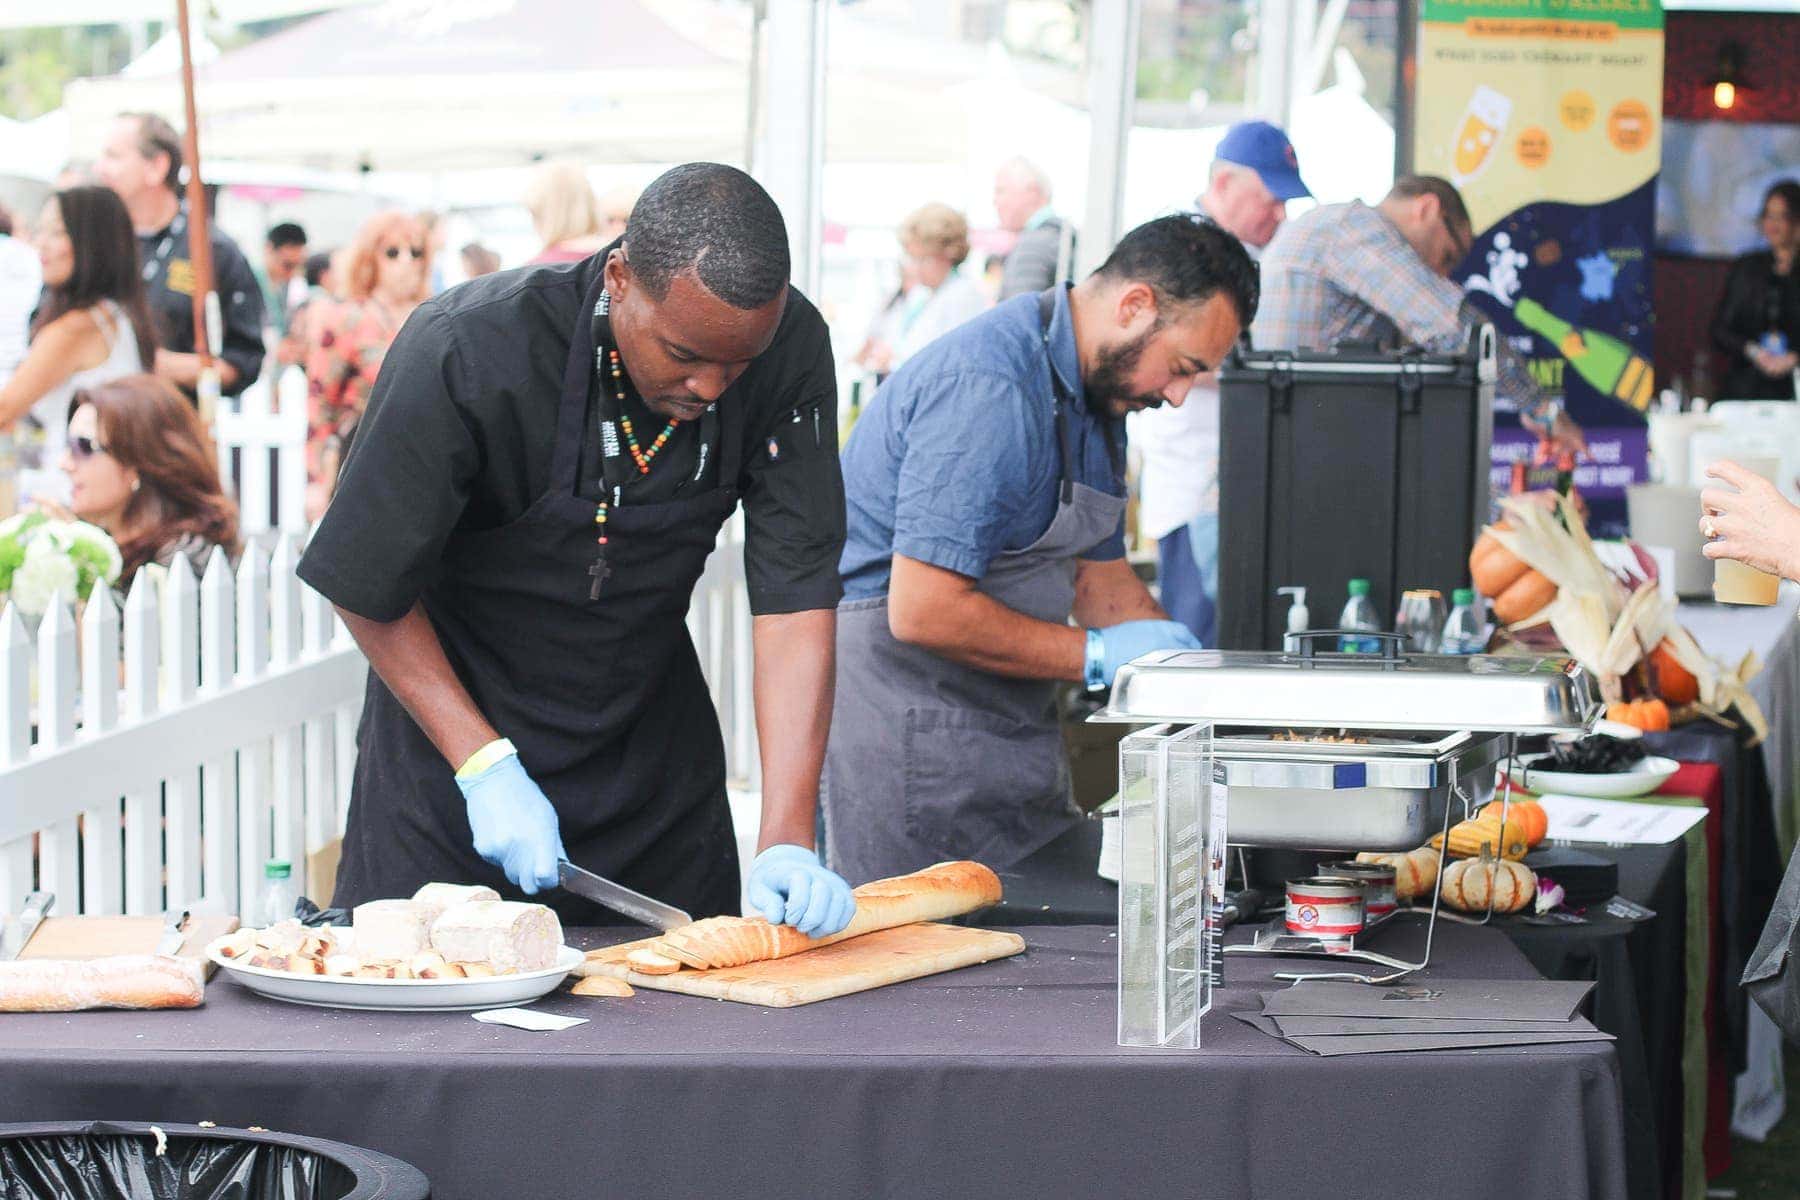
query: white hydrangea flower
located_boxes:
[65,520,123,583]
[10,550,78,617]
[22,533,63,562]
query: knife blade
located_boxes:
[556,861,691,931]
[155,909,190,957]
[3,891,53,961]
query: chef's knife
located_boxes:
[3,891,52,961]
[556,861,691,931]
[155,909,190,957]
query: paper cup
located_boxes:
[1715,557,1780,605]
[1710,458,1783,605]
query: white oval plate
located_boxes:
[1508,753,1681,800]
[207,931,582,1012]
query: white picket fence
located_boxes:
[690,523,760,787]
[215,366,308,536]
[0,536,366,918]
[0,522,760,918]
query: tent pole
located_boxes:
[746,0,766,172]
[175,0,220,427]
[758,0,826,298]
[1079,0,1141,275]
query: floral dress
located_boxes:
[303,300,406,484]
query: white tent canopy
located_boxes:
[62,0,979,172]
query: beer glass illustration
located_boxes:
[1451,86,1513,185]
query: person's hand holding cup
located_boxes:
[1699,459,1800,603]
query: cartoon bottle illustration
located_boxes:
[1514,297,1655,410]
[1450,86,1512,186]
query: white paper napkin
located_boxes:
[472,1007,587,1032]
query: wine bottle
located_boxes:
[1513,297,1654,410]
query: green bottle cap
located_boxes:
[264,860,292,880]
[1348,578,1371,596]
[1453,588,1475,605]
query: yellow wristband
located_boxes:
[454,737,517,781]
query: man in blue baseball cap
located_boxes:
[1131,121,1309,647]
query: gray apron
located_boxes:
[823,289,1127,885]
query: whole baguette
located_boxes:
[657,860,1002,970]
[0,955,205,1012]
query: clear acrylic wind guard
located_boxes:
[1117,722,1223,1048]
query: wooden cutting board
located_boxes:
[577,922,1025,1008]
[20,915,241,977]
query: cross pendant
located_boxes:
[587,555,612,601]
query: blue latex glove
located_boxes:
[456,752,567,895]
[1088,619,1203,690]
[744,844,856,938]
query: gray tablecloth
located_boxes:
[1678,586,1800,848]
[0,922,1627,1200]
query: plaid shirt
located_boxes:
[1250,201,1550,421]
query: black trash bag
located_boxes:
[1743,838,1800,1044]
[0,1122,428,1200]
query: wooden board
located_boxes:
[576,922,1025,1008]
[20,915,241,977]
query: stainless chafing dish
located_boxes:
[1108,636,1601,1036]
[1093,636,1601,850]
[1101,644,1599,734]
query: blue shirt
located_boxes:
[839,286,1127,601]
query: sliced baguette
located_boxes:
[661,860,1002,970]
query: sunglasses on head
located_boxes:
[69,435,108,461]
[383,245,426,261]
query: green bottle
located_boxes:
[1513,297,1654,410]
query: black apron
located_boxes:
[334,269,743,922]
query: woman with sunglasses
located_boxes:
[303,209,432,519]
[0,186,157,509]
[60,374,239,594]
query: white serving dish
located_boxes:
[1508,753,1681,800]
[206,928,581,1012]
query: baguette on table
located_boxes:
[592,860,1003,972]
[0,955,205,1012]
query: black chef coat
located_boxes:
[297,251,845,622]
[138,207,266,397]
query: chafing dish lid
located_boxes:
[1092,648,1600,733]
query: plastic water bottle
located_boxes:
[1440,588,1486,654]
[257,860,298,927]
[1337,579,1382,654]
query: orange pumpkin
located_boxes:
[1491,569,1557,625]
[1469,525,1529,597]
[1649,640,1699,706]
[1605,698,1671,732]
[1483,799,1549,848]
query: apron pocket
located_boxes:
[902,706,1067,863]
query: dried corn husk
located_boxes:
[1486,494,1627,629]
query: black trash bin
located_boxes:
[0,1121,429,1200]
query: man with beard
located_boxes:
[823,215,1258,883]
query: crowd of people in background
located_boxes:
[0,112,1793,611]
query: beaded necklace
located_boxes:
[589,294,681,599]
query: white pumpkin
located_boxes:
[1355,847,1439,903]
[1440,857,1536,914]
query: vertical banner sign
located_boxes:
[1414,1,1663,536]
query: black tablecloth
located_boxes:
[1645,721,1782,1078]
[1002,821,1684,1200]
[0,923,1625,1200]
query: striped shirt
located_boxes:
[1250,201,1549,421]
